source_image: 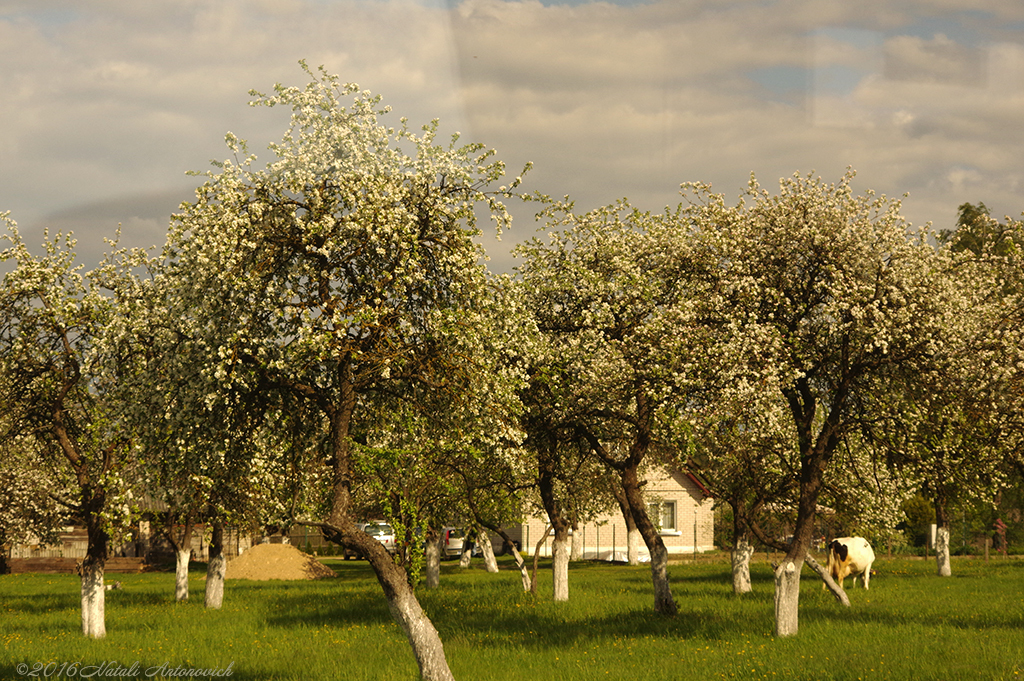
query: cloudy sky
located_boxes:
[2,0,1023,272]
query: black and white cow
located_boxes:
[826,536,875,590]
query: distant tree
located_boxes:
[871,207,1024,576]
[438,440,536,589]
[939,202,1021,257]
[690,395,797,595]
[0,215,144,637]
[516,400,584,600]
[0,432,67,574]
[121,272,307,608]
[516,197,720,616]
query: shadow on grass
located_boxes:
[248,554,1024,652]
[259,580,393,630]
[802,594,1024,632]
[261,588,766,651]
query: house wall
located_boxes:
[500,467,714,559]
[8,521,253,561]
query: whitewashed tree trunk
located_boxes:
[204,522,226,609]
[627,527,641,566]
[174,548,191,602]
[385,568,454,681]
[478,533,498,573]
[935,524,952,577]
[649,541,673,613]
[348,524,455,681]
[510,544,531,591]
[424,534,441,588]
[731,538,754,594]
[205,554,225,609]
[552,534,570,602]
[137,520,151,558]
[773,559,802,638]
[80,560,106,638]
[490,527,532,591]
[458,530,474,568]
[570,524,583,561]
[618,466,677,615]
[610,477,641,566]
[807,553,850,606]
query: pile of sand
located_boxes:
[224,543,336,581]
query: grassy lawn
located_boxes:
[2,554,1023,680]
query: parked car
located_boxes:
[439,527,518,558]
[441,527,468,558]
[343,521,396,559]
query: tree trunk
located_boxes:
[551,529,570,602]
[610,477,641,565]
[731,536,754,595]
[424,531,441,588]
[806,553,850,606]
[478,532,499,573]
[773,558,802,638]
[458,538,473,568]
[570,520,584,561]
[627,528,641,566]
[324,380,455,681]
[81,496,109,638]
[342,521,455,681]
[174,548,191,602]
[80,555,106,638]
[621,466,677,615]
[204,521,225,609]
[935,500,952,577]
[935,525,952,577]
[768,384,840,638]
[487,525,531,591]
[510,544,531,592]
[536,434,572,596]
[164,517,194,602]
[380,566,453,681]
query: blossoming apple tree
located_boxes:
[689,394,797,595]
[155,64,529,681]
[0,216,142,638]
[865,209,1024,576]
[683,170,965,636]
[515,197,723,616]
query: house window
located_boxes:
[648,501,677,532]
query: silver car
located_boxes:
[441,527,469,558]
[343,521,397,559]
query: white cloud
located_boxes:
[0,0,469,265]
[2,0,1024,273]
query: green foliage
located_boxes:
[900,494,935,546]
[939,202,1022,257]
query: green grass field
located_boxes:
[3,555,1023,680]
